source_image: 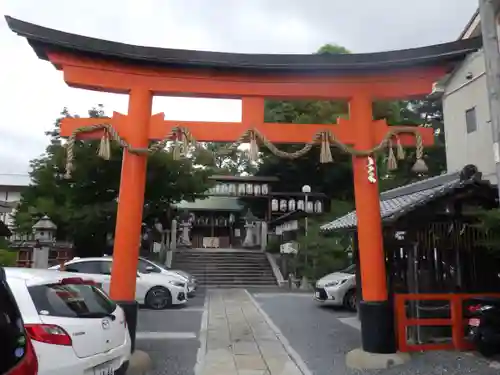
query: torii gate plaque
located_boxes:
[6,16,481,357]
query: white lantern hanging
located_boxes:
[297,200,305,210]
[314,200,323,213]
[288,199,296,211]
[262,184,269,195]
[271,199,279,212]
[280,200,287,212]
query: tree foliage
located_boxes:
[14,105,211,256]
[193,142,257,175]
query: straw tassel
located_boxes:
[248,131,259,162]
[319,132,333,164]
[395,136,406,160]
[172,129,183,160]
[387,140,398,171]
[411,132,429,173]
[180,129,190,157]
[97,129,111,160]
[412,158,428,173]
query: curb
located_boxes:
[127,350,152,375]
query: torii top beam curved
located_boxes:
[6,16,481,74]
[5,16,481,101]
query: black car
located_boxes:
[0,267,38,375]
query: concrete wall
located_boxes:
[442,50,497,184]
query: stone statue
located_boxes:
[242,209,258,248]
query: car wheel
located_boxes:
[343,289,357,312]
[145,286,172,310]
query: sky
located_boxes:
[0,0,478,175]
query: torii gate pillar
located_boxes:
[108,89,152,349]
[351,96,394,353]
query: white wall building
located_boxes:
[0,173,31,228]
[440,9,500,183]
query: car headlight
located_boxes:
[169,281,186,288]
[324,279,348,288]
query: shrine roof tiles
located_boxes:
[6,16,482,73]
[320,171,493,232]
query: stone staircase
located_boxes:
[172,249,278,288]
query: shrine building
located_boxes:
[172,175,328,249]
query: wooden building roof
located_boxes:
[320,167,496,232]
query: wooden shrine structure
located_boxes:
[322,165,500,352]
[6,15,482,355]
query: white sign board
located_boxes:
[280,241,298,254]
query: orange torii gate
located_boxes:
[6,16,481,357]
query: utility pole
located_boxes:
[479,0,500,199]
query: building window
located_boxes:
[466,107,477,133]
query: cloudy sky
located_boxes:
[0,0,478,174]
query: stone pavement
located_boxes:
[198,289,303,375]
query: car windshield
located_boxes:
[341,264,356,274]
[0,276,29,374]
[29,283,116,318]
[144,259,168,270]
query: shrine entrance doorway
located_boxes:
[6,15,482,358]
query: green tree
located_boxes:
[316,44,351,55]
[14,105,211,256]
[193,142,257,175]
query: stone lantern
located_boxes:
[31,215,57,269]
[177,210,193,248]
[33,215,57,242]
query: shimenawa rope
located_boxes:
[63,123,428,179]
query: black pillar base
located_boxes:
[116,300,139,353]
[359,300,396,354]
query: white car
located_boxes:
[314,264,357,311]
[137,257,197,296]
[5,267,131,375]
[50,257,188,309]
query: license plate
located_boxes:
[315,291,320,298]
[469,318,480,327]
[94,361,114,375]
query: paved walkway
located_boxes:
[198,289,303,375]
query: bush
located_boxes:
[266,236,281,254]
[0,249,17,267]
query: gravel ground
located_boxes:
[138,339,200,375]
[253,292,499,375]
